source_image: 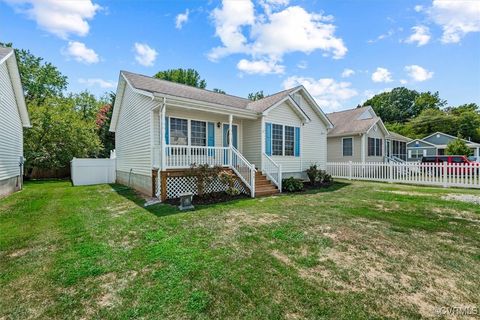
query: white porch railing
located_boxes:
[231,146,256,197]
[327,161,480,189]
[262,153,282,191]
[165,146,229,168]
[162,145,256,197]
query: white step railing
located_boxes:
[262,153,282,191]
[165,146,229,168]
[231,146,256,197]
[327,161,480,189]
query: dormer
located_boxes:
[357,106,376,120]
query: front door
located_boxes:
[223,124,238,164]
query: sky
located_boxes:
[0,0,479,112]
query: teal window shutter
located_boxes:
[207,122,215,156]
[294,127,300,157]
[265,122,272,156]
[165,117,169,145]
[207,122,215,147]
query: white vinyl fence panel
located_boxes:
[71,158,116,186]
[327,162,480,189]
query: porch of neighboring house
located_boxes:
[385,138,408,162]
[150,103,281,201]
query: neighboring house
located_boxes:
[0,47,31,197]
[326,106,410,163]
[109,71,333,200]
[407,132,480,161]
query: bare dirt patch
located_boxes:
[220,211,285,236]
[95,271,138,308]
[442,194,480,205]
[7,247,31,258]
[377,190,434,197]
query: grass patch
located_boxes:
[0,180,479,319]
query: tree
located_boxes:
[96,92,116,158]
[154,68,207,88]
[446,138,472,156]
[1,42,67,103]
[248,91,265,101]
[363,87,443,123]
[24,96,102,177]
[213,88,226,94]
[71,90,104,122]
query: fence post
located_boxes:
[348,161,352,180]
[443,162,448,188]
[388,162,393,183]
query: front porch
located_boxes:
[151,103,282,200]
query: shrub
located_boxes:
[318,170,333,185]
[306,164,318,185]
[188,164,222,196]
[282,177,304,192]
[218,170,240,196]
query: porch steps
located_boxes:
[254,171,279,197]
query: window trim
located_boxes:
[268,122,299,157]
[168,116,211,147]
[368,137,383,157]
[342,137,354,157]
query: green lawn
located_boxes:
[1,180,479,319]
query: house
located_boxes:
[0,47,30,197]
[407,132,480,161]
[326,106,410,163]
[109,71,333,200]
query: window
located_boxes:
[284,126,295,156]
[190,120,206,146]
[368,137,383,156]
[272,124,283,156]
[170,118,188,145]
[342,138,353,156]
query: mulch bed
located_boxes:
[282,181,333,193]
[165,192,249,206]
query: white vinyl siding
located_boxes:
[295,94,328,171]
[327,136,362,162]
[0,61,23,181]
[365,125,386,162]
[115,84,156,176]
[242,119,261,167]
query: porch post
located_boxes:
[476,147,479,157]
[229,114,233,166]
[160,101,167,170]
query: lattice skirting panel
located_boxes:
[161,174,248,199]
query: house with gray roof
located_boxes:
[326,106,411,163]
[110,71,333,200]
[0,47,31,197]
[406,132,480,161]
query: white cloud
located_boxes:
[414,5,424,12]
[400,79,408,84]
[133,43,158,67]
[175,9,189,29]
[427,0,480,43]
[405,65,433,82]
[283,76,358,111]
[368,29,395,43]
[209,1,347,73]
[64,41,99,64]
[297,60,308,69]
[78,78,116,89]
[371,67,393,83]
[405,25,431,46]
[5,0,100,39]
[341,68,355,78]
[237,59,285,74]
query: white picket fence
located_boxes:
[326,162,480,189]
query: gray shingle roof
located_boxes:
[327,107,379,136]
[121,71,298,113]
[246,87,300,112]
[387,131,412,142]
[0,47,13,62]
